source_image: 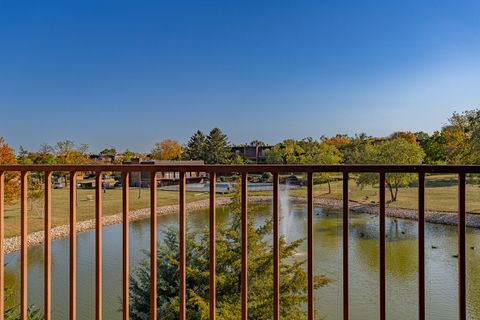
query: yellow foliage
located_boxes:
[0,137,20,204]
[151,139,183,160]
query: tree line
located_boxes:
[1,109,480,204]
[4,109,480,166]
[2,109,480,318]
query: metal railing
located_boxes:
[0,164,477,320]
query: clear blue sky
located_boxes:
[1,0,480,152]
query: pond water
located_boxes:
[160,182,281,193]
[4,202,480,319]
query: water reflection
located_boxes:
[4,204,480,319]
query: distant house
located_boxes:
[372,138,386,145]
[89,154,123,164]
[77,176,117,189]
[231,145,272,164]
[125,159,207,187]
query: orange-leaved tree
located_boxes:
[0,137,20,204]
[150,139,183,160]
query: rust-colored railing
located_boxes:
[0,164,477,320]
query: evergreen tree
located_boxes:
[129,198,328,319]
[3,285,43,319]
[99,147,117,156]
[205,128,231,164]
[185,130,207,161]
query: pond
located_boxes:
[4,202,480,319]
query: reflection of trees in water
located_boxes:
[467,233,480,319]
[350,219,418,278]
[350,217,416,242]
[27,245,45,268]
[350,220,379,241]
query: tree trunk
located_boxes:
[327,180,332,194]
[386,182,396,202]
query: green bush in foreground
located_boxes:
[3,286,43,320]
[129,201,328,319]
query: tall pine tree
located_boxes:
[205,128,231,164]
[129,196,328,319]
[185,130,207,161]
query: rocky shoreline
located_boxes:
[3,197,234,255]
[287,196,480,227]
[3,195,478,255]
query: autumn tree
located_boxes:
[389,131,417,144]
[17,144,56,165]
[441,125,465,163]
[54,140,90,164]
[0,137,20,204]
[28,177,44,213]
[357,138,425,202]
[37,144,57,164]
[150,139,183,160]
[319,134,349,161]
[438,109,480,164]
[53,140,90,187]
[16,145,54,212]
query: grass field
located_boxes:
[252,174,480,214]
[3,187,209,238]
[3,174,479,238]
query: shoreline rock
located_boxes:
[3,195,478,255]
[287,196,480,228]
[3,197,234,255]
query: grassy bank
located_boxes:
[3,174,480,239]
[3,188,209,238]
[254,174,480,214]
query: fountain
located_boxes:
[280,179,294,242]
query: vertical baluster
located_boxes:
[343,172,349,320]
[458,172,466,320]
[21,171,28,320]
[241,173,248,320]
[150,172,157,320]
[0,171,4,320]
[418,172,425,320]
[273,172,280,320]
[95,172,103,320]
[379,172,386,320]
[123,172,130,320]
[70,172,77,320]
[44,171,52,320]
[307,172,314,320]
[179,172,186,320]
[209,172,216,320]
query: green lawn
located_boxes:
[3,174,479,239]
[3,188,209,238]
[254,174,480,214]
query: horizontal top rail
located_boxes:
[1,164,480,173]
